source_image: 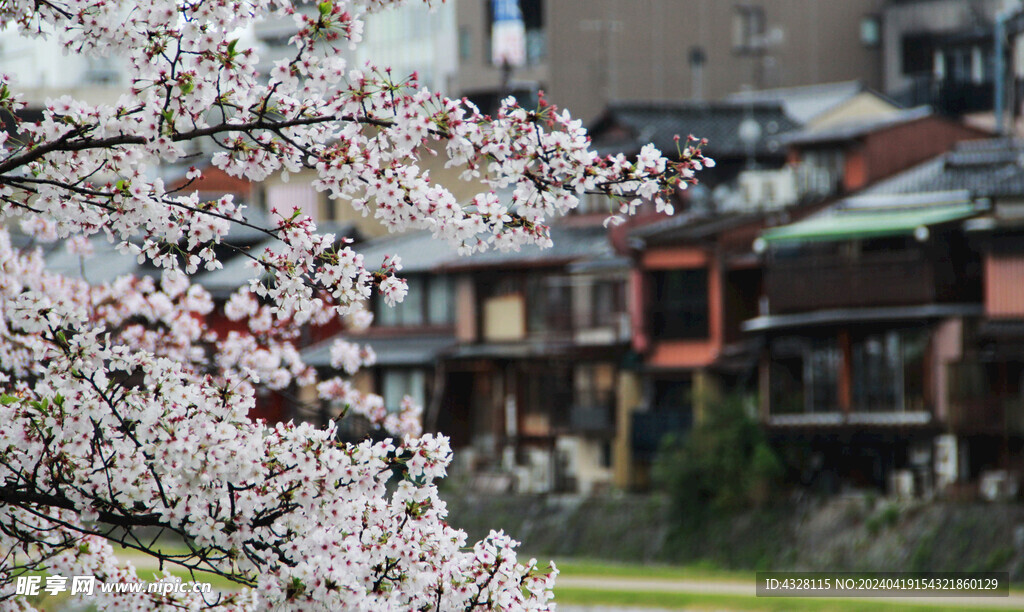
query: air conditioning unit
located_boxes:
[980,470,1019,502]
[733,167,798,211]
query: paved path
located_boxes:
[557,576,1024,609]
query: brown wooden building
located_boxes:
[747,138,1024,497]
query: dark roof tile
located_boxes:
[591,100,800,159]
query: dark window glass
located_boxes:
[769,336,839,414]
[526,275,572,333]
[654,378,692,413]
[851,329,928,413]
[651,269,709,339]
[807,337,840,413]
[852,332,899,412]
[902,33,934,75]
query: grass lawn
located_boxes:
[554,558,752,582]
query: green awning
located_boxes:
[761,203,978,245]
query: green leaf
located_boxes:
[0,395,18,406]
[318,1,332,16]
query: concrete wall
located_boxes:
[456,0,885,124]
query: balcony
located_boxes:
[895,75,994,116]
[766,250,939,313]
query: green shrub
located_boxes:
[652,393,784,523]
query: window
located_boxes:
[806,337,840,413]
[901,33,934,75]
[732,4,765,54]
[376,276,424,326]
[588,279,625,328]
[526,274,573,333]
[381,369,426,412]
[374,275,455,327]
[522,361,573,432]
[770,330,927,416]
[946,47,972,83]
[651,269,709,339]
[860,16,880,47]
[769,336,839,414]
[574,363,615,409]
[459,25,472,60]
[427,275,453,325]
[770,337,805,415]
[851,329,927,413]
[84,58,119,85]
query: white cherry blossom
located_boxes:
[0,0,710,609]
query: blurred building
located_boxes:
[744,136,1024,499]
[454,0,887,122]
[617,106,988,491]
[252,2,458,95]
[300,219,632,495]
[0,22,126,106]
[882,0,1016,116]
[781,106,991,196]
[588,100,800,190]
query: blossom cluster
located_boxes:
[0,0,709,609]
[0,232,550,610]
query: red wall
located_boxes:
[859,117,989,189]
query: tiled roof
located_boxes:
[44,237,148,284]
[42,210,354,294]
[191,236,279,295]
[591,100,800,158]
[724,80,866,124]
[192,220,357,296]
[300,334,456,368]
[630,211,763,246]
[353,230,461,274]
[863,138,1024,199]
[352,222,624,273]
[440,223,618,271]
[781,106,932,146]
